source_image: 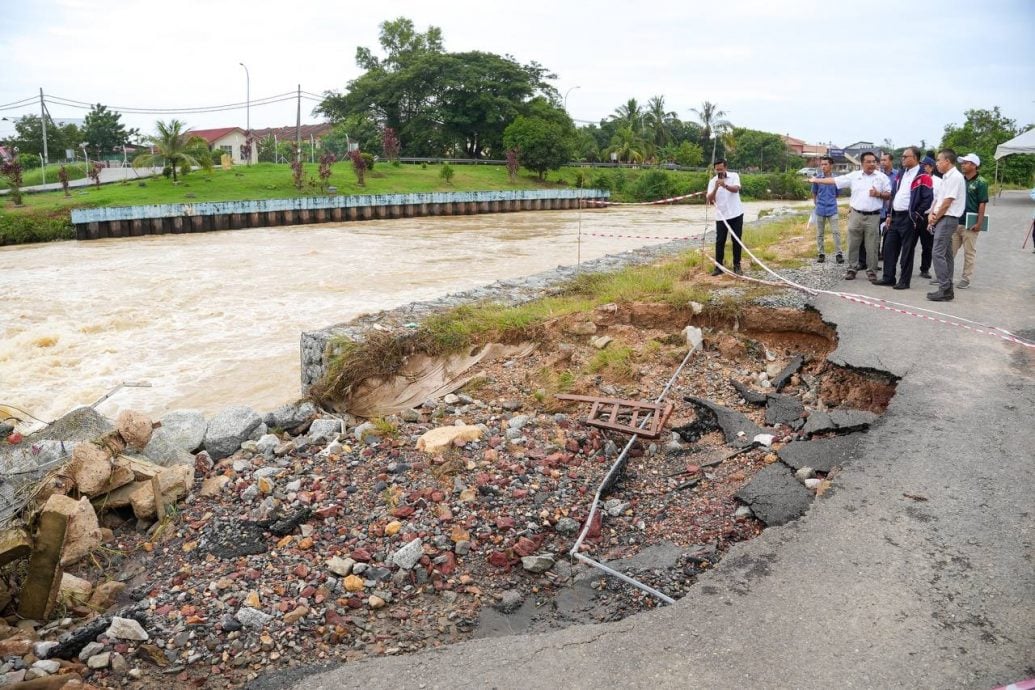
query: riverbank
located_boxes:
[0,163,809,245]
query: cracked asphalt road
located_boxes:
[282,191,1035,690]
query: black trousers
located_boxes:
[882,211,916,284]
[911,219,933,272]
[715,214,745,267]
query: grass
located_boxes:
[313,214,815,404]
[0,162,90,190]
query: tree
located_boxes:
[690,101,732,166]
[1,159,24,206]
[941,107,1034,185]
[319,19,555,159]
[82,104,138,158]
[503,106,575,179]
[644,95,677,149]
[606,125,646,164]
[1,115,82,159]
[132,120,210,182]
[727,128,795,172]
[612,98,644,134]
[321,117,380,158]
[674,141,704,168]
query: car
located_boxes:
[797,167,818,177]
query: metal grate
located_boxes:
[555,394,674,438]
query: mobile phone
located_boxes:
[718,172,727,179]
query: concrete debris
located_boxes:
[778,434,863,473]
[683,396,766,447]
[802,409,878,437]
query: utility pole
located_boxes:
[39,88,49,167]
[295,85,301,165]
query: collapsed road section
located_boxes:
[0,298,899,688]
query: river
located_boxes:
[0,202,783,424]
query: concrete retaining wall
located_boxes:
[70,189,611,241]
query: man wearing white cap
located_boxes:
[953,153,988,289]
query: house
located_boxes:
[784,135,858,172]
[185,127,257,165]
[842,141,878,159]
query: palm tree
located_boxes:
[611,98,644,135]
[690,101,732,166]
[606,124,646,164]
[644,95,677,150]
[132,119,211,182]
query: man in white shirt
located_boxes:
[926,149,967,302]
[810,151,891,282]
[705,159,745,276]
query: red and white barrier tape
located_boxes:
[706,208,1035,350]
[582,231,700,241]
[581,191,705,207]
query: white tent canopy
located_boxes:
[994,127,1035,160]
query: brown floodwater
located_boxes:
[0,202,783,423]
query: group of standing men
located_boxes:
[808,148,987,302]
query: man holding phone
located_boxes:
[706,159,744,276]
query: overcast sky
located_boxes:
[2,0,1033,150]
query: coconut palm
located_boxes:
[644,95,677,149]
[132,119,211,182]
[690,101,733,166]
[606,124,646,164]
[611,98,644,135]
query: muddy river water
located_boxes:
[0,202,783,423]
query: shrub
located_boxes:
[573,170,588,188]
[611,169,628,193]
[361,152,375,171]
[17,153,39,170]
[590,172,613,191]
[631,169,679,202]
[0,212,74,245]
[439,163,455,184]
[162,165,173,179]
[349,149,367,186]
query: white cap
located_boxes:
[959,153,981,167]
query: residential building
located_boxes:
[185,127,257,165]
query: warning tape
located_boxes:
[705,209,1035,350]
[582,231,700,241]
[580,191,706,207]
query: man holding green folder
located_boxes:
[954,153,988,289]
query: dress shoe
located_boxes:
[873,278,896,286]
[919,270,932,279]
[835,253,844,264]
[844,270,856,280]
[733,266,743,275]
[926,290,954,302]
[893,283,910,290]
[710,267,724,277]
[817,253,825,263]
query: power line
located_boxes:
[45,91,305,115]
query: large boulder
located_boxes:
[263,401,318,431]
[204,407,261,460]
[43,495,102,566]
[145,410,206,457]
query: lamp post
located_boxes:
[563,85,580,112]
[239,62,250,164]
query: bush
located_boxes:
[162,165,173,179]
[631,169,679,202]
[361,153,375,171]
[611,169,628,193]
[573,170,588,188]
[439,163,455,184]
[0,212,74,245]
[590,172,613,191]
[17,153,39,170]
[738,173,809,201]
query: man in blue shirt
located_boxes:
[810,156,843,264]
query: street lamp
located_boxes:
[563,85,580,112]
[239,62,250,164]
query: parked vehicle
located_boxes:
[797,167,818,177]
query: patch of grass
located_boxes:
[372,417,399,437]
[588,344,635,380]
[314,214,816,404]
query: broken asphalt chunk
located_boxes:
[682,396,765,447]
[730,379,768,405]
[772,355,804,391]
[802,408,878,436]
[765,394,805,427]
[778,434,863,473]
[734,462,813,526]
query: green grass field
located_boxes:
[4,162,564,213]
